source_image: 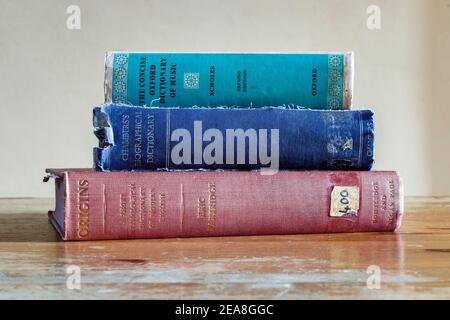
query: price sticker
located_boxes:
[330,186,359,217]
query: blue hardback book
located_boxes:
[104,52,353,109]
[94,104,374,171]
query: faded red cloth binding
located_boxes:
[46,169,403,241]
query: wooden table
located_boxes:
[0,197,449,299]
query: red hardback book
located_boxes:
[46,169,404,241]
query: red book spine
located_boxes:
[47,170,403,241]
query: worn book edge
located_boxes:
[44,169,404,241]
[45,168,89,241]
[93,104,374,171]
[396,173,405,232]
[48,211,65,240]
[343,53,354,109]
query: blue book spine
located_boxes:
[105,52,353,110]
[93,104,374,171]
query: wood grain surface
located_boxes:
[0,197,449,299]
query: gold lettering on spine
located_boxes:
[129,183,137,235]
[207,183,217,231]
[139,187,146,230]
[77,179,89,238]
[149,188,157,229]
[371,178,397,226]
[119,193,127,225]
[372,181,379,224]
[159,193,166,222]
[387,179,396,224]
[197,197,206,219]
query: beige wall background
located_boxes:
[0,0,449,197]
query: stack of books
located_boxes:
[47,52,403,241]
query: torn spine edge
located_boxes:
[93,106,114,171]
